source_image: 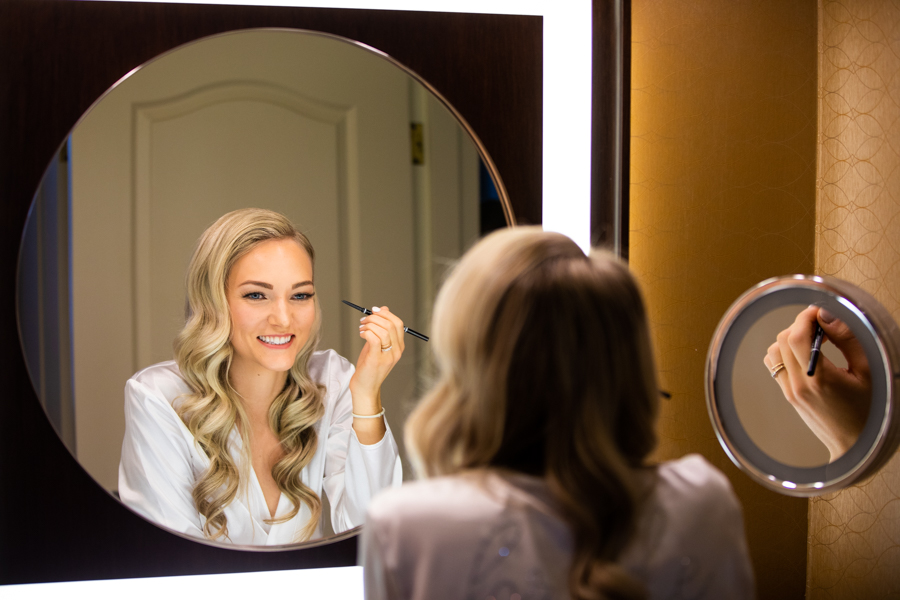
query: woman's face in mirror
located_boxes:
[226,239,317,376]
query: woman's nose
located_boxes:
[268,299,290,327]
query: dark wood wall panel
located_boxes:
[0,1,541,585]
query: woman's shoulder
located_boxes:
[369,475,481,513]
[636,454,745,545]
[365,472,572,596]
[366,476,489,552]
[127,360,191,408]
[624,458,754,595]
[654,454,737,508]
[367,472,552,531]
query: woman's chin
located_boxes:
[261,356,299,374]
[232,351,299,376]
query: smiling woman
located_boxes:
[118,209,403,546]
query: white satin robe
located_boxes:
[361,455,754,599]
[118,349,401,546]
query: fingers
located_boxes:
[378,307,406,354]
[818,308,851,341]
[358,326,393,355]
[775,306,836,407]
[765,341,794,402]
[817,308,869,375]
[763,341,779,372]
[785,306,818,368]
[359,316,395,354]
[358,306,405,356]
[777,324,808,400]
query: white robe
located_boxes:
[361,455,754,599]
[118,349,401,546]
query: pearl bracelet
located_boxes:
[352,407,385,419]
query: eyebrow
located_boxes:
[238,280,314,290]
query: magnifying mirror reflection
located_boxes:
[707,276,899,496]
[17,28,511,548]
[733,304,871,467]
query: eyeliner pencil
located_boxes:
[342,300,429,341]
[807,323,825,376]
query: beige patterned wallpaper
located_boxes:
[808,0,900,596]
[631,0,817,597]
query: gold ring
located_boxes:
[771,363,785,378]
[381,345,393,353]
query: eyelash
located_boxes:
[242,292,314,301]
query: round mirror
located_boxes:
[16,28,511,549]
[707,275,900,496]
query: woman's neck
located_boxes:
[229,360,289,422]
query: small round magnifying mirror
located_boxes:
[706,275,900,496]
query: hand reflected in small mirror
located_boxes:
[763,306,871,462]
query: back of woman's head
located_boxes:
[406,226,659,600]
[407,226,658,476]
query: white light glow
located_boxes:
[814,482,825,489]
[95,0,594,250]
[782,481,797,489]
[3,566,363,600]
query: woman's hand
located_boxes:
[763,306,871,462]
[349,306,406,444]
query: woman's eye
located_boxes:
[293,292,314,301]
[244,292,265,300]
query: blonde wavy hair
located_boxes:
[174,208,325,542]
[406,226,660,600]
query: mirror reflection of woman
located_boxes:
[119,208,403,545]
[361,227,754,599]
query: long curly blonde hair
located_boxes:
[174,208,325,542]
[406,227,660,600]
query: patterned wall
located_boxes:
[809,0,900,596]
[630,1,817,597]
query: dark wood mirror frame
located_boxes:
[0,0,627,585]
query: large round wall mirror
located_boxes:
[16,28,511,549]
[707,275,900,496]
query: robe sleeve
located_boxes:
[320,356,402,533]
[118,377,206,538]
